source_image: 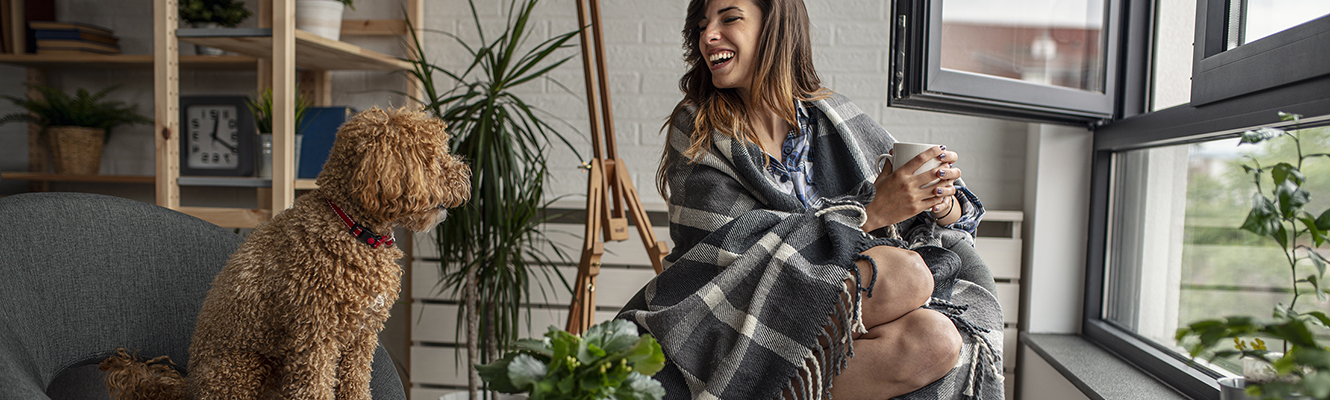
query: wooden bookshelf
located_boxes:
[176,28,411,71]
[0,54,257,69]
[0,172,155,184]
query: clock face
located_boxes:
[186,105,241,169]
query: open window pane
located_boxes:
[1230,0,1330,49]
[1191,1,1330,105]
[890,0,1123,125]
[940,0,1105,92]
[1103,131,1330,377]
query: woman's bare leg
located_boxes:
[828,245,962,399]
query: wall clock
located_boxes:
[180,96,256,177]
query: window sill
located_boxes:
[1021,333,1193,400]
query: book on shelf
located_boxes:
[28,21,114,37]
[36,39,119,53]
[1,0,11,54]
[32,29,118,46]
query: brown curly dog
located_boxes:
[101,107,470,400]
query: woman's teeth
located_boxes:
[709,52,734,66]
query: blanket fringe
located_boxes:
[926,298,1003,399]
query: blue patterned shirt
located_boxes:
[763,101,984,235]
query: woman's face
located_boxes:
[698,0,763,98]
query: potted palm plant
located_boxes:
[245,88,308,178]
[401,0,584,397]
[0,84,153,175]
[1176,112,1330,400]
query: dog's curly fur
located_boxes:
[101,107,470,400]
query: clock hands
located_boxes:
[209,114,236,153]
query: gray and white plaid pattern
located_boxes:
[619,93,1002,400]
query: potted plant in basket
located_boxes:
[1176,112,1330,400]
[400,0,585,398]
[178,0,252,55]
[476,320,666,400]
[0,84,153,175]
[245,88,308,178]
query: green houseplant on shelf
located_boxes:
[400,0,584,397]
[1177,112,1330,400]
[179,0,251,55]
[178,0,251,28]
[245,88,309,179]
[0,84,153,175]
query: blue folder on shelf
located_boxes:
[298,106,355,179]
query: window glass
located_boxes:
[1104,127,1330,375]
[940,0,1106,92]
[1231,0,1330,49]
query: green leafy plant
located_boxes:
[477,320,666,400]
[333,0,355,11]
[400,0,584,397]
[0,83,153,141]
[245,88,308,134]
[1177,112,1330,400]
[178,0,252,27]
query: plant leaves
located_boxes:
[1278,111,1302,123]
[614,372,667,400]
[1318,209,1330,231]
[622,334,666,376]
[1311,251,1329,280]
[1241,194,1280,236]
[585,319,644,355]
[1270,163,1305,186]
[476,353,523,393]
[508,353,549,390]
[1275,180,1310,219]
[1240,127,1286,145]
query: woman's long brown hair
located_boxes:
[657,0,830,200]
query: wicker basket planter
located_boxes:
[47,126,105,175]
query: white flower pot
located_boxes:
[295,0,345,41]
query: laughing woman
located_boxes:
[617,0,1004,399]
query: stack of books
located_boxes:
[29,21,120,55]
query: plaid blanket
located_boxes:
[618,93,1002,400]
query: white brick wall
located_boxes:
[0,0,1026,211]
[418,0,1026,210]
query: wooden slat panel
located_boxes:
[975,237,1022,280]
[995,282,1020,324]
[411,346,468,386]
[412,262,653,309]
[413,303,618,344]
[412,222,672,267]
[411,388,458,400]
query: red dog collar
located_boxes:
[327,200,395,249]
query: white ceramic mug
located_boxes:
[877,142,942,188]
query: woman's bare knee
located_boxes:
[830,309,963,399]
[853,246,934,328]
[896,310,962,390]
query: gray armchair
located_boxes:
[0,192,406,400]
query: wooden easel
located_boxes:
[565,0,669,335]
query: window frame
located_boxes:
[1082,0,1330,398]
[888,0,1126,125]
[1190,2,1330,106]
